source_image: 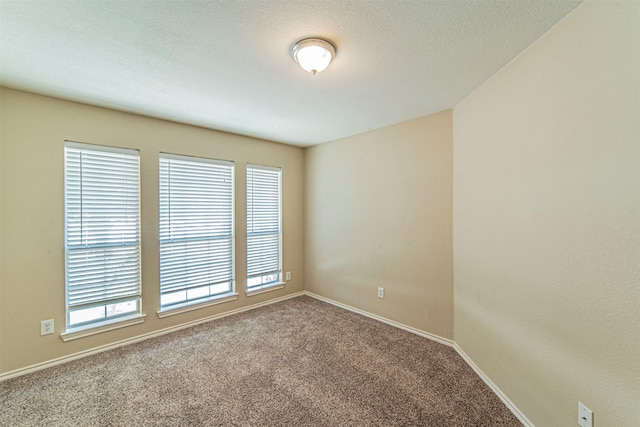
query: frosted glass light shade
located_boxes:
[291,38,336,75]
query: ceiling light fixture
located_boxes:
[291,38,336,75]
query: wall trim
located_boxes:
[304,291,532,427]
[304,291,454,347]
[0,291,304,382]
[453,343,534,427]
[2,289,532,426]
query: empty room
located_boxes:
[0,0,638,426]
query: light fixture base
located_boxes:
[291,37,336,75]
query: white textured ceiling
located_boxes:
[0,0,581,146]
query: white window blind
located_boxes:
[64,141,141,329]
[159,154,234,310]
[246,164,282,291]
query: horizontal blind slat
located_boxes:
[65,142,141,321]
[246,165,281,287]
[159,154,234,308]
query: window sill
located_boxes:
[61,313,146,342]
[246,282,285,297]
[157,293,239,318]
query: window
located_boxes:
[64,142,141,330]
[246,164,282,292]
[159,154,234,311]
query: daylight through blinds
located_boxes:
[64,142,141,327]
[159,154,234,309]
[246,165,282,290]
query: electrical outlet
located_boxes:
[377,287,384,298]
[578,402,593,427]
[285,271,291,281]
[40,319,54,336]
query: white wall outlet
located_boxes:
[578,402,593,427]
[285,271,291,281]
[377,287,384,298]
[40,319,54,335]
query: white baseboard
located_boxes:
[0,291,304,382]
[1,290,532,426]
[304,291,531,427]
[453,343,534,427]
[303,291,454,347]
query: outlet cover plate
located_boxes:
[40,319,54,335]
[578,402,593,427]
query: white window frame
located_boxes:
[158,153,236,316]
[63,141,143,336]
[246,164,282,295]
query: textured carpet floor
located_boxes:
[0,296,521,426]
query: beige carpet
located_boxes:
[0,296,521,426]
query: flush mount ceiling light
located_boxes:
[291,38,336,75]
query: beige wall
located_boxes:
[0,88,305,374]
[0,89,3,370]
[453,1,640,426]
[2,2,638,424]
[305,111,453,339]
